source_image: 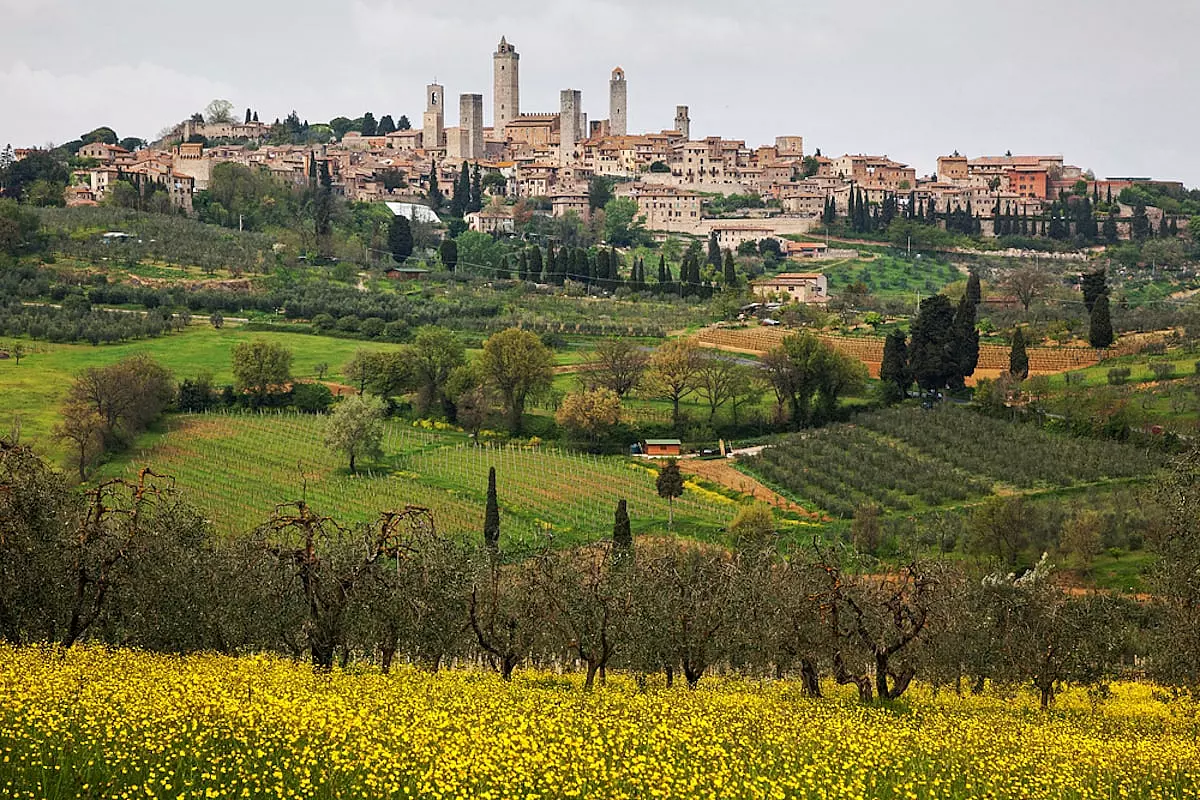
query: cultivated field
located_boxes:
[3,647,1197,800]
[95,412,734,542]
[744,406,1163,519]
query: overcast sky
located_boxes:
[2,0,1196,183]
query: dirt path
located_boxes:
[679,458,821,519]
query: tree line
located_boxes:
[2,439,1197,706]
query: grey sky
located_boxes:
[2,0,1196,184]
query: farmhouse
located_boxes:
[785,241,829,259]
[385,267,430,281]
[751,272,829,304]
[642,439,682,457]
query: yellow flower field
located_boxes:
[1,647,1198,800]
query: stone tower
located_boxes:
[674,105,690,140]
[459,93,484,161]
[422,83,444,150]
[493,36,519,136]
[559,89,582,164]
[609,67,627,136]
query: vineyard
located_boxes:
[743,406,1163,519]
[96,412,734,542]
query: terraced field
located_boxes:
[96,412,735,543]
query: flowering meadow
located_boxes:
[1,647,1198,800]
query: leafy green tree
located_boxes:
[361,112,378,136]
[409,326,466,417]
[0,151,68,202]
[0,198,39,255]
[480,328,555,433]
[602,197,643,247]
[1009,327,1029,380]
[907,295,957,391]
[655,459,685,527]
[324,394,385,473]
[879,330,910,403]
[232,339,292,403]
[484,466,500,552]
[1088,294,1114,349]
[646,338,701,429]
[588,176,614,210]
[387,214,413,262]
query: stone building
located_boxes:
[493,37,519,135]
[560,89,582,164]
[459,94,484,161]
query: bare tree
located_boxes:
[1003,263,1053,311]
[586,337,649,398]
[693,350,742,423]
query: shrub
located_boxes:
[292,382,334,414]
[1150,362,1175,382]
[1107,367,1131,386]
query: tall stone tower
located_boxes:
[460,93,484,161]
[674,105,691,140]
[559,89,582,164]
[422,83,444,150]
[493,36,519,136]
[609,67,627,136]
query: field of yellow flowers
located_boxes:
[1,647,1198,800]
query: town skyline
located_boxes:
[2,0,1198,184]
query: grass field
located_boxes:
[4,646,1198,800]
[0,326,416,459]
[821,255,964,301]
[95,412,735,543]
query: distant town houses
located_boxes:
[40,35,1186,247]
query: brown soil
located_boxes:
[679,458,821,519]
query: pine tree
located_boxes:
[427,161,443,209]
[1009,327,1029,380]
[879,329,910,403]
[387,215,413,263]
[1088,294,1114,349]
[361,112,377,136]
[484,467,500,552]
[613,498,632,551]
[450,161,470,218]
[245,107,252,124]
[723,249,737,287]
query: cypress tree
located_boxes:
[908,294,958,391]
[951,292,979,388]
[387,215,413,262]
[427,161,443,209]
[1088,294,1114,349]
[470,164,483,213]
[450,161,470,218]
[245,107,252,124]
[1081,269,1107,313]
[707,230,721,267]
[545,243,556,282]
[613,498,632,551]
[484,467,500,552]
[1009,327,1029,380]
[518,249,529,281]
[723,249,737,287]
[879,329,910,403]
[966,270,982,307]
[658,254,667,286]
[529,246,543,282]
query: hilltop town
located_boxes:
[5,35,1190,252]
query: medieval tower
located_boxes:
[674,105,691,140]
[609,67,627,136]
[423,83,445,150]
[493,37,519,135]
[559,89,582,164]
[459,93,484,160]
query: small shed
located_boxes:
[385,267,430,281]
[643,438,682,457]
